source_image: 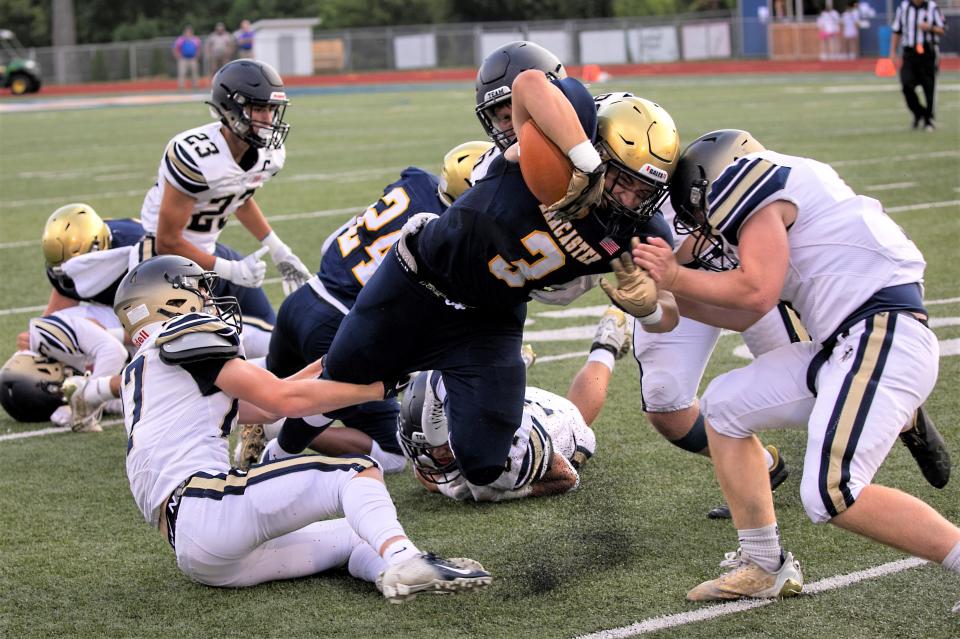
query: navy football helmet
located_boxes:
[670,129,764,271]
[397,371,459,484]
[475,41,566,150]
[207,59,290,149]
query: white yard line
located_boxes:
[0,418,122,442]
[571,558,928,639]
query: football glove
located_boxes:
[261,231,311,296]
[214,246,268,289]
[545,165,606,222]
[599,239,659,319]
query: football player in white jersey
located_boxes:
[397,307,630,502]
[112,255,491,599]
[14,307,129,431]
[633,130,958,605]
[140,59,311,357]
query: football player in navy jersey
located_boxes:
[41,203,145,316]
[321,74,681,489]
[246,141,494,472]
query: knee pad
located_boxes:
[666,412,709,454]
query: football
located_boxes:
[518,120,573,206]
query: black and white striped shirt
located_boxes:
[891,0,945,49]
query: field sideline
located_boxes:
[0,71,958,638]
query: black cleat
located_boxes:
[900,405,950,488]
[708,445,789,520]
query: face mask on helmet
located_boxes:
[0,352,71,422]
[396,371,460,484]
[437,140,494,206]
[207,60,290,150]
[595,96,679,236]
[475,41,566,150]
[114,255,242,342]
[670,129,765,263]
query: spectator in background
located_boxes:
[235,20,255,59]
[817,5,841,61]
[173,25,201,89]
[841,1,862,59]
[206,22,235,77]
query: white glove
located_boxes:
[261,231,311,296]
[214,246,268,288]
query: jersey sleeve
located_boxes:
[707,156,792,246]
[161,139,209,195]
[552,77,598,143]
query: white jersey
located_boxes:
[709,150,925,343]
[122,313,242,528]
[443,386,595,500]
[28,309,128,378]
[140,122,285,253]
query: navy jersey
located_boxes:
[318,167,446,307]
[415,152,672,309]
[46,218,145,306]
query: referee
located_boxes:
[889,0,946,130]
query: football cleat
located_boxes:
[377,553,492,603]
[899,405,950,489]
[687,549,803,602]
[591,306,632,360]
[235,423,266,471]
[708,445,789,519]
[62,375,104,433]
[520,344,537,370]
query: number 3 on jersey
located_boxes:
[336,186,410,285]
[489,231,565,287]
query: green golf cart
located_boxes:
[0,29,42,94]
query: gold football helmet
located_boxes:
[41,203,111,268]
[0,352,70,422]
[114,255,241,339]
[437,140,494,206]
[596,96,680,233]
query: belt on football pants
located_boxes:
[164,476,192,550]
[394,227,474,310]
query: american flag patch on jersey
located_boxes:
[599,237,620,255]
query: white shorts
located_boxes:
[172,454,380,587]
[701,312,937,523]
[634,302,803,413]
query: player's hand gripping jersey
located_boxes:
[140,122,285,253]
[317,168,446,309]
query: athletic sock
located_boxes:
[347,537,388,583]
[738,523,784,573]
[341,477,418,564]
[762,446,775,471]
[943,541,960,574]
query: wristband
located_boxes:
[638,304,664,326]
[567,140,602,173]
[260,230,284,254]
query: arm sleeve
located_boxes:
[180,358,232,396]
[551,77,598,142]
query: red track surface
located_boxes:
[5,58,959,97]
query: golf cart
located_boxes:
[0,29,41,94]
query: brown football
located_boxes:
[518,120,573,206]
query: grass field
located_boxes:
[1,71,958,638]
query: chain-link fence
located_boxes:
[20,10,960,86]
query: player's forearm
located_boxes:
[283,358,324,382]
[275,378,384,417]
[671,267,775,315]
[675,294,765,332]
[238,400,279,424]
[639,290,679,334]
[155,231,217,270]
[512,70,586,153]
[234,198,272,242]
